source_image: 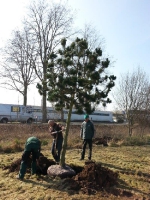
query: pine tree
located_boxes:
[46,38,116,166]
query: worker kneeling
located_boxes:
[17,136,41,180]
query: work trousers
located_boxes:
[51,138,63,162]
[81,139,92,160]
[19,148,39,179]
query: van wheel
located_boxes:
[1,118,8,123]
[27,118,32,124]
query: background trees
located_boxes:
[0,0,108,119]
[44,38,116,166]
[80,24,105,51]
[113,67,150,136]
[0,28,36,106]
[24,0,75,122]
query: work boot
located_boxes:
[16,174,23,181]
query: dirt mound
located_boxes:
[68,160,119,195]
[93,137,110,146]
[3,153,56,175]
[63,161,135,198]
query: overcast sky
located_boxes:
[0,0,150,111]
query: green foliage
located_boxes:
[36,83,43,95]
[61,38,67,48]
[46,37,116,114]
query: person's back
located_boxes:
[26,136,40,144]
[25,136,41,147]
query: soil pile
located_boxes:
[70,160,118,194]
[93,137,108,146]
[3,153,56,175]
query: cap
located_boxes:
[84,114,89,119]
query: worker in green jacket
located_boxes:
[17,136,41,180]
[80,114,95,160]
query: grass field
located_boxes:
[0,124,150,200]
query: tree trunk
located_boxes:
[42,93,47,123]
[60,99,73,167]
[23,85,27,106]
[61,109,64,122]
[42,63,47,123]
[128,125,133,137]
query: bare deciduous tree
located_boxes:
[0,28,37,106]
[136,87,150,137]
[113,67,150,136]
[81,24,105,51]
[24,0,75,122]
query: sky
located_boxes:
[0,0,150,110]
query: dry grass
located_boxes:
[0,123,150,199]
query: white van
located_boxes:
[0,104,34,123]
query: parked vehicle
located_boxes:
[31,106,55,122]
[0,103,114,123]
[87,110,114,122]
[0,104,34,123]
[31,106,114,122]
